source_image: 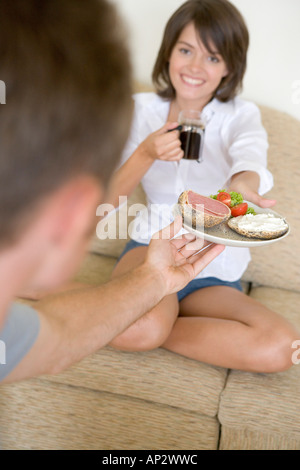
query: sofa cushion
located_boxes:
[219,426,300,451]
[218,286,300,447]
[73,252,117,285]
[44,346,227,419]
[0,377,220,450]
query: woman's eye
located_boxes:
[179,48,191,55]
[208,55,220,63]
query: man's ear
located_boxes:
[21,176,103,293]
[48,176,103,248]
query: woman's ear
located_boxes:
[222,67,229,78]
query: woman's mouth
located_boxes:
[181,74,205,86]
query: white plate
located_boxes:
[173,202,290,248]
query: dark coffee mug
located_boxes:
[178,110,205,162]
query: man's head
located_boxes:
[0,0,132,290]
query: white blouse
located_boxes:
[120,92,273,281]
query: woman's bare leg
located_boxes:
[162,286,299,373]
[109,246,179,351]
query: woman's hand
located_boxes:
[139,122,184,163]
[236,187,277,208]
[229,171,276,209]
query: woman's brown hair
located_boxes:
[152,0,249,102]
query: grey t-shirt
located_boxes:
[0,302,40,382]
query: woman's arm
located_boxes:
[224,101,275,208]
[229,171,276,208]
[105,122,183,208]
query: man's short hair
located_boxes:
[0,0,133,245]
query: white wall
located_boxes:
[112,0,300,121]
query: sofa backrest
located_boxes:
[242,105,300,292]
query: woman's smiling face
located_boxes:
[168,22,229,109]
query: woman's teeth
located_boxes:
[182,75,204,86]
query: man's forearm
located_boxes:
[3,219,225,384]
[2,264,166,383]
[37,264,166,373]
[2,262,165,384]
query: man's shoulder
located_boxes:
[6,301,40,318]
[0,302,40,382]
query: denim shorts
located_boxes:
[118,239,243,302]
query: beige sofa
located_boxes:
[0,101,300,450]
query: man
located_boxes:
[0,0,223,383]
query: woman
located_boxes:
[107,0,299,373]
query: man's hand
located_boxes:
[144,216,225,296]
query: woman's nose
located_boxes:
[189,54,204,73]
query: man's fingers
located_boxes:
[173,235,214,257]
[188,244,225,274]
[170,233,196,250]
[178,237,207,256]
[152,216,183,240]
[171,234,216,257]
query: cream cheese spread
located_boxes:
[235,213,288,233]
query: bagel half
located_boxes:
[178,190,231,229]
[228,214,289,239]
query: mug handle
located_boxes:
[166,125,183,133]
